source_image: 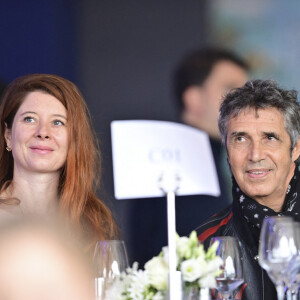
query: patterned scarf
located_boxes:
[233,163,300,230]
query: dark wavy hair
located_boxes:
[173,47,249,111]
[0,74,119,251]
[218,79,300,149]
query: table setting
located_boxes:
[93,231,238,300]
[93,215,300,299]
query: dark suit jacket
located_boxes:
[196,200,277,300]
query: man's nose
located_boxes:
[248,140,264,162]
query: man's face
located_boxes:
[183,60,248,140]
[227,107,300,211]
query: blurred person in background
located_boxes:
[174,47,249,141]
[0,74,118,253]
[126,48,249,268]
[0,217,95,300]
[169,48,249,245]
[174,47,249,205]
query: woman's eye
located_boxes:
[24,116,35,123]
[53,120,64,126]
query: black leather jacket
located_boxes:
[196,199,277,300]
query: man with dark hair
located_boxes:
[173,47,249,224]
[126,48,249,268]
[196,79,300,299]
[174,47,249,140]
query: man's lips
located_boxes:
[246,168,271,178]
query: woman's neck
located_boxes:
[5,171,60,216]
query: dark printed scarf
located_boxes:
[233,163,300,230]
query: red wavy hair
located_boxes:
[0,74,118,249]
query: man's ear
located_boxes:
[182,86,205,115]
[4,123,12,149]
[292,137,300,162]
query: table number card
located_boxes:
[111,120,220,200]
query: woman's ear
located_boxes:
[4,122,12,149]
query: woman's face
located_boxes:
[5,91,69,175]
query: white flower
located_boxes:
[104,278,126,300]
[128,269,149,299]
[162,246,181,267]
[198,274,217,289]
[176,236,191,259]
[177,231,199,260]
[104,231,223,299]
[152,291,165,300]
[204,257,223,275]
[180,258,202,282]
[162,246,169,264]
[144,256,168,290]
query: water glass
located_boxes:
[93,240,129,299]
[209,236,244,300]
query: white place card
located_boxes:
[111,120,220,199]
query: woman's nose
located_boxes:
[36,122,50,140]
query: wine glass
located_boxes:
[209,236,244,300]
[93,240,129,300]
[258,216,298,300]
[285,222,300,300]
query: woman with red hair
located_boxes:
[0,73,118,251]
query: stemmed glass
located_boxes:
[285,222,300,300]
[209,236,244,300]
[93,240,129,300]
[258,216,298,300]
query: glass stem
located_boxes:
[276,284,285,300]
[286,289,292,300]
[292,290,298,300]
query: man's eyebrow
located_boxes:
[262,131,280,140]
[230,131,247,138]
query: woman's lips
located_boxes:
[30,146,54,154]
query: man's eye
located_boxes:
[266,135,277,141]
[235,136,245,142]
[53,120,64,126]
[24,116,35,123]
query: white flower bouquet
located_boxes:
[105,231,222,300]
